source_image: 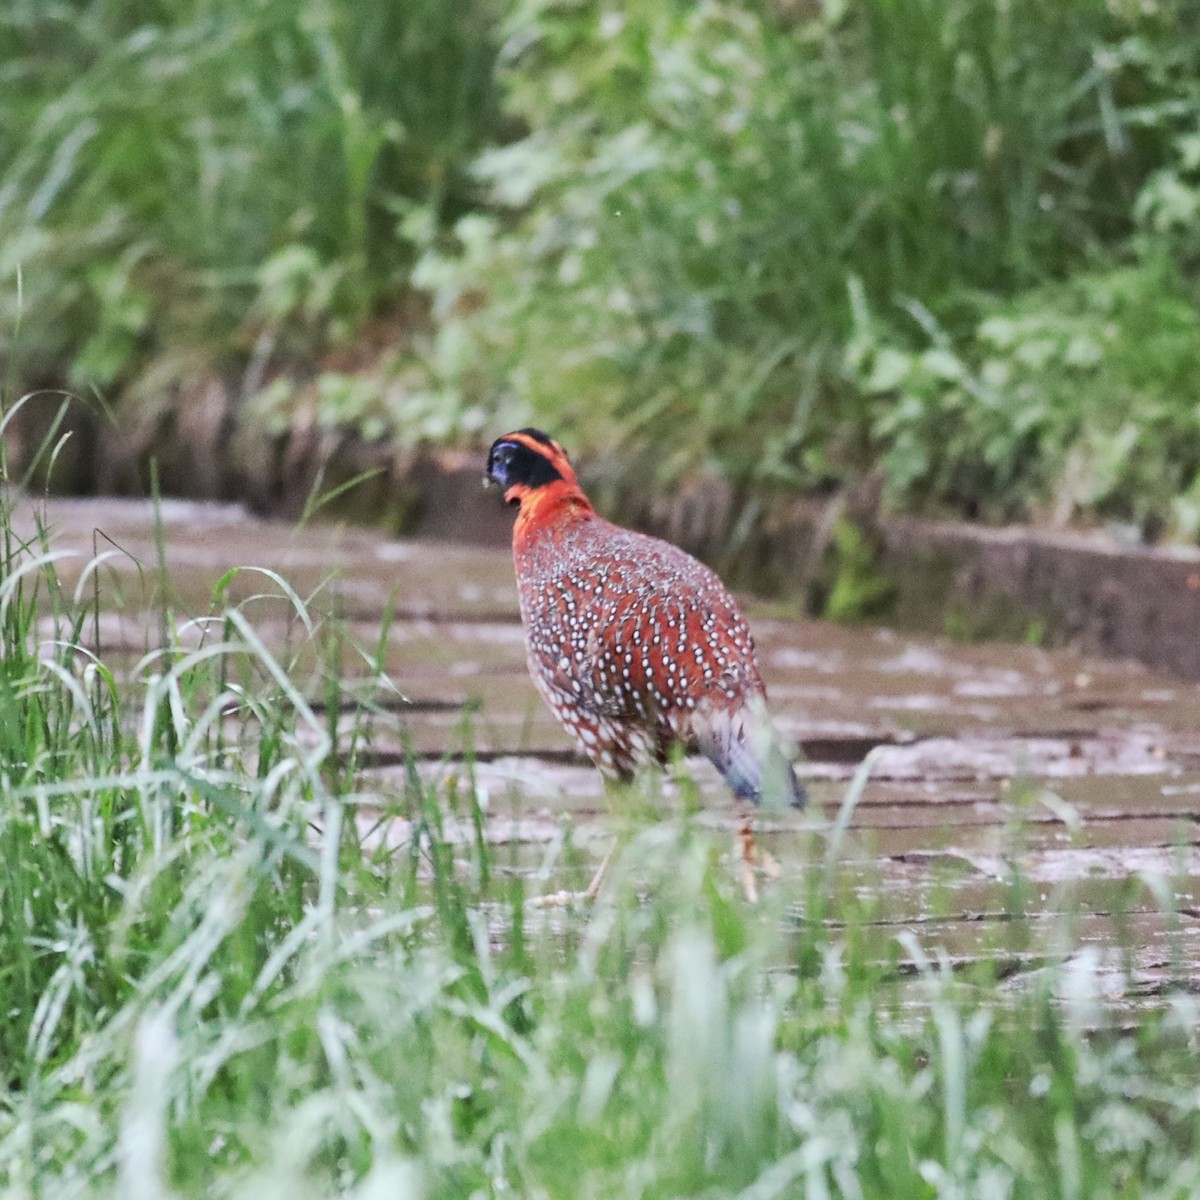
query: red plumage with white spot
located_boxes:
[486,429,805,809]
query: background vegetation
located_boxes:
[4,9,1200,1187]
[3,0,1200,529]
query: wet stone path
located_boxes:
[20,497,1200,997]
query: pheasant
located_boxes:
[485,428,805,896]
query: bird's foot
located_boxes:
[526,888,592,908]
[527,841,616,908]
[735,813,781,902]
[741,856,759,904]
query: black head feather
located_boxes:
[486,432,565,498]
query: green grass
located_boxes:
[0,444,1199,1195]
[0,0,505,397]
[8,2,1200,532]
[4,0,1200,540]
[401,0,1200,547]
[412,0,1200,511]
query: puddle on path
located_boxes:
[17,496,1200,989]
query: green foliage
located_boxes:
[0,0,505,390]
[246,361,492,447]
[848,254,1200,530]
[821,516,897,623]
[7,0,1200,529]
[413,0,1198,493]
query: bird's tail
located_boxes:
[692,697,807,809]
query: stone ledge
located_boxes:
[878,517,1200,680]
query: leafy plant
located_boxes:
[848,253,1200,530]
[0,0,506,394]
[411,0,1196,495]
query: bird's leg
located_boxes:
[736,808,759,903]
[735,807,782,900]
[761,848,782,881]
[582,839,616,901]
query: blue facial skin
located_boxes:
[485,440,521,489]
[485,436,564,494]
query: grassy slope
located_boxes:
[0,0,502,397]
[4,2,1200,533]
[410,0,1200,530]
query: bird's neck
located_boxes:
[511,479,596,553]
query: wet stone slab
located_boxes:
[17,496,1200,986]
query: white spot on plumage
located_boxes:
[506,464,785,798]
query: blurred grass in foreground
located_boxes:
[0,409,1198,1196]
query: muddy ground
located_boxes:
[16,495,1200,1002]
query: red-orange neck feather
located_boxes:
[509,474,595,551]
[490,429,597,551]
